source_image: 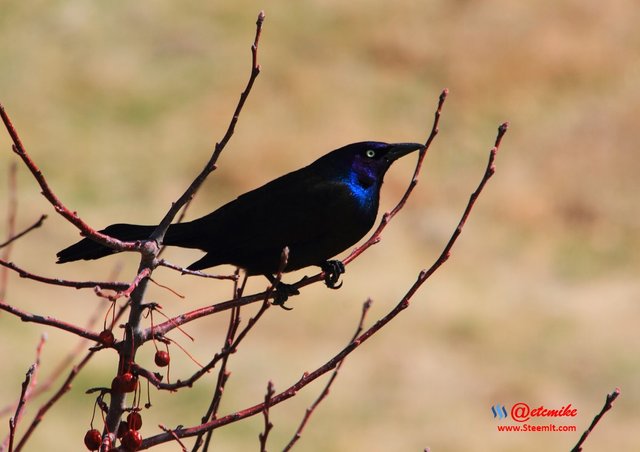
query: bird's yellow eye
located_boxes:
[365,150,376,158]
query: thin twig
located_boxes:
[3,336,45,452]
[158,425,187,452]
[0,106,142,255]
[283,298,372,451]
[571,388,621,452]
[0,215,46,250]
[193,277,243,452]
[147,10,265,246]
[6,366,34,452]
[15,304,128,451]
[0,299,101,342]
[93,268,151,302]
[258,381,275,452]
[136,298,271,392]
[343,88,448,266]
[0,259,128,291]
[16,352,93,451]
[157,259,237,281]
[0,296,110,417]
[199,306,241,450]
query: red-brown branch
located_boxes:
[0,105,144,255]
[99,12,267,445]
[14,304,128,451]
[156,259,237,281]
[6,366,34,452]
[258,381,275,452]
[0,259,128,291]
[147,10,265,245]
[93,268,151,302]
[15,351,97,451]
[0,299,101,342]
[135,300,270,392]
[3,336,44,452]
[344,88,448,265]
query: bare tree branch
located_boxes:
[0,215,46,250]
[148,10,266,246]
[2,336,45,452]
[258,382,275,452]
[0,104,144,255]
[344,88,449,266]
[0,259,128,291]
[100,11,267,445]
[0,300,102,341]
[156,259,237,281]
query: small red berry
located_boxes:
[121,429,142,451]
[98,329,115,346]
[120,372,137,393]
[84,428,101,450]
[117,421,128,439]
[111,372,137,393]
[127,411,143,431]
[154,350,170,367]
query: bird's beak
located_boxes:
[385,142,425,162]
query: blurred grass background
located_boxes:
[1,0,639,450]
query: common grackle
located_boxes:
[57,141,424,303]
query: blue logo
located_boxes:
[491,405,508,419]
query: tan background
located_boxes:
[1,1,639,450]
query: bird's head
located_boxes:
[312,141,424,209]
[324,141,425,189]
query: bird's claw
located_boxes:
[271,282,300,310]
[321,260,345,289]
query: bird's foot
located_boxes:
[321,260,345,289]
[271,281,300,310]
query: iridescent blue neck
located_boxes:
[343,165,380,209]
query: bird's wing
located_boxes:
[187,169,367,269]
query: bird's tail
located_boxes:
[56,222,195,263]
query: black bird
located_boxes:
[57,141,424,302]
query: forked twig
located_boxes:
[93,268,151,302]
